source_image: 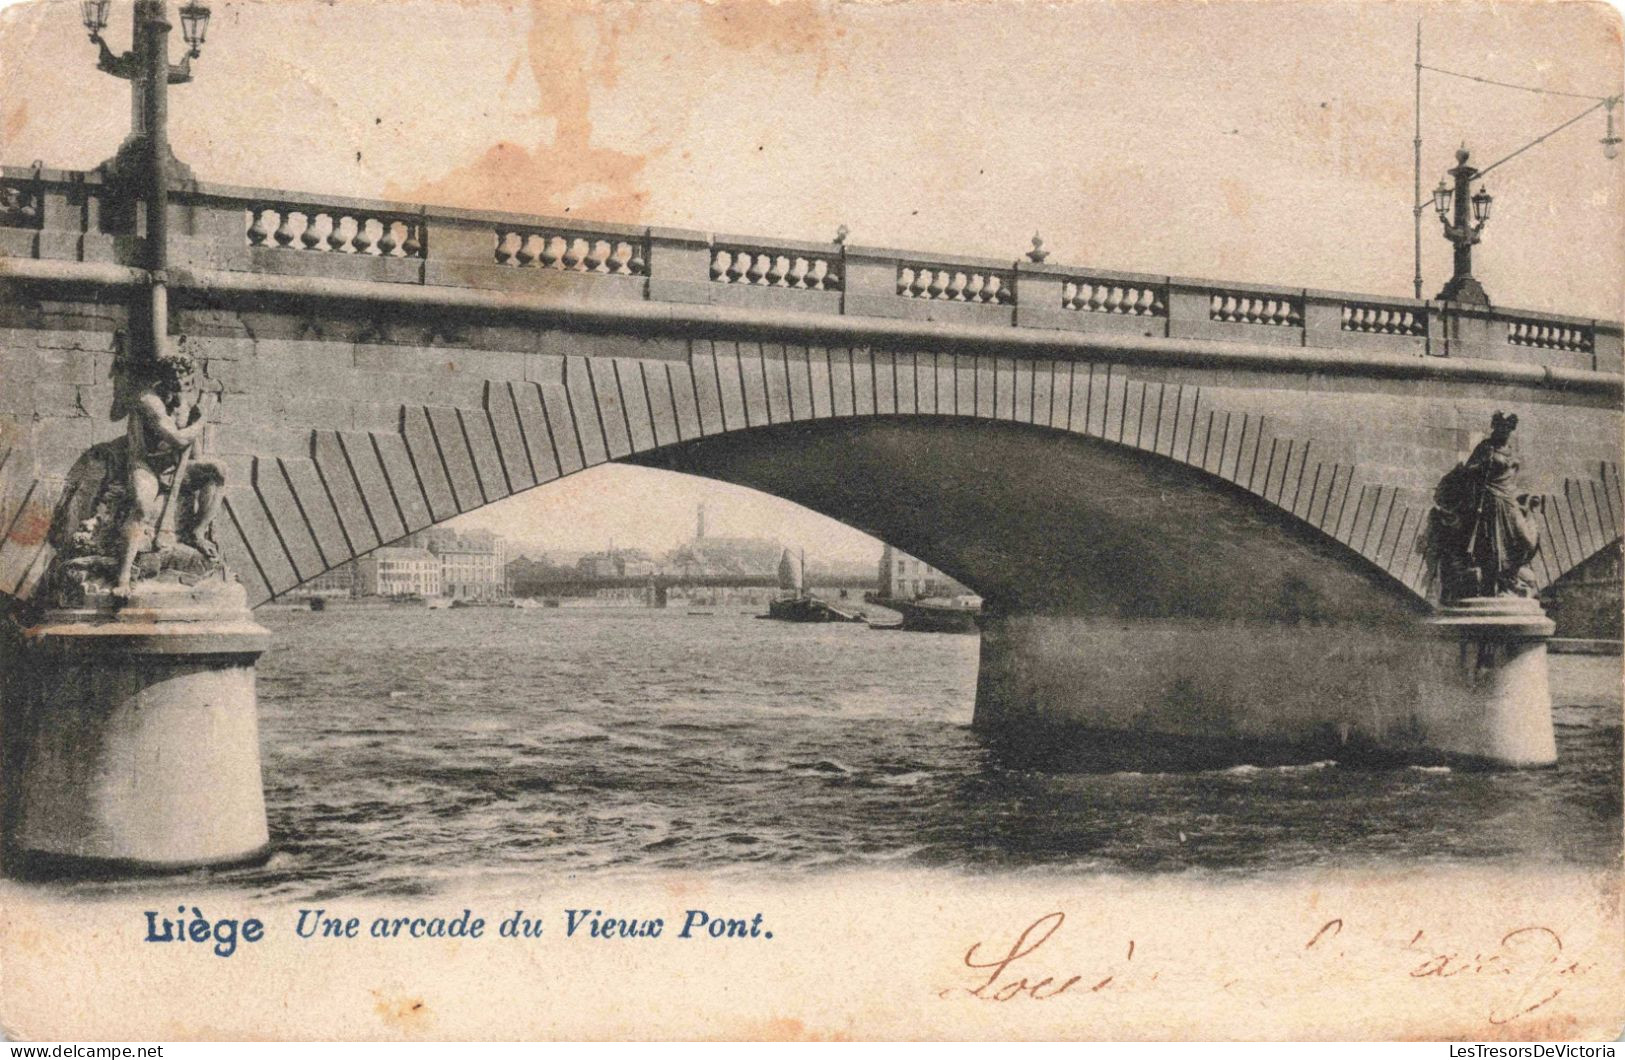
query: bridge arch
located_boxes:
[626,416,1423,625]
[4,340,1619,622]
[202,354,1429,616]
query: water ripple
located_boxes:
[40,607,1615,902]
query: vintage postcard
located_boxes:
[0,0,1621,1042]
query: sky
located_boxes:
[2,0,1620,560]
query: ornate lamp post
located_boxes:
[6,1,271,880]
[79,0,211,358]
[1431,146,1494,306]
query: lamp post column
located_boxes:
[138,0,172,357]
[139,0,170,280]
[1436,148,1490,306]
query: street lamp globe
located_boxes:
[1432,179,1453,218]
[1471,186,1493,224]
[179,1,212,57]
[79,0,110,40]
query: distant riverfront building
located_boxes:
[574,547,656,578]
[575,552,620,578]
[354,547,441,598]
[407,528,509,601]
[664,503,784,576]
[877,544,971,601]
[299,562,354,598]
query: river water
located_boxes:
[154,605,1616,901]
[34,607,1625,899]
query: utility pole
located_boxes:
[1412,20,1423,300]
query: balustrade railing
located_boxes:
[711,245,839,289]
[1209,290,1302,327]
[897,263,1013,304]
[1506,318,1593,353]
[496,227,646,275]
[1061,278,1166,316]
[1341,302,1426,337]
[246,207,425,258]
[0,179,41,229]
[1,165,1617,372]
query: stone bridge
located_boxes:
[2,165,1622,800]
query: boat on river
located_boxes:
[869,594,981,633]
[764,595,866,623]
[760,547,866,623]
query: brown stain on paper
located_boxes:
[389,0,652,221]
[728,1016,851,1042]
[5,498,49,550]
[371,990,433,1033]
[700,0,839,62]
[390,0,840,222]
[3,100,27,144]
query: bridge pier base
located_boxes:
[1419,597,1557,768]
[7,580,273,877]
[974,606,1557,769]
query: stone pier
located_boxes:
[8,578,272,875]
[974,601,1560,769]
[1419,597,1558,767]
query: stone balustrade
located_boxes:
[1061,277,1166,316]
[1342,302,1427,337]
[496,226,646,275]
[1208,289,1303,328]
[0,163,1619,373]
[896,262,1014,305]
[0,175,41,229]
[1507,317,1593,354]
[247,205,425,259]
[711,245,838,290]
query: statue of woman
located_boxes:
[1461,411,1541,597]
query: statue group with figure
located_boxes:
[1424,411,1544,604]
[44,347,227,606]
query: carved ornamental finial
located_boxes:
[834,224,849,245]
[1026,232,1048,263]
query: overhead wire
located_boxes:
[1419,63,1613,103]
[1476,98,1616,179]
[1409,34,1619,294]
[1411,60,1621,208]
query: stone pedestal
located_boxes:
[10,578,272,875]
[1419,596,1558,768]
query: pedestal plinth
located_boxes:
[1421,596,1557,768]
[11,578,272,875]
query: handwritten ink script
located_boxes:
[1395,924,1591,1026]
[937,912,1135,1002]
[941,911,1597,1028]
